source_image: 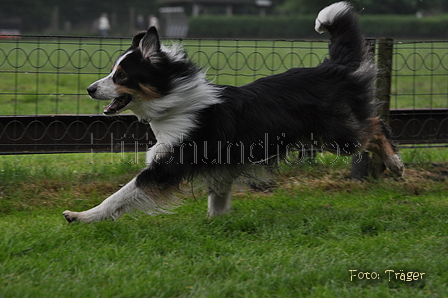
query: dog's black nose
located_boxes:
[87,85,97,97]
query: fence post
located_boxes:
[371,37,394,178]
[351,37,394,179]
[376,37,394,122]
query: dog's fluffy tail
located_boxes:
[315,1,368,67]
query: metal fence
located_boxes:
[0,36,447,154]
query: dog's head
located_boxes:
[87,27,190,121]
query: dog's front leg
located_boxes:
[63,177,140,223]
[63,162,181,223]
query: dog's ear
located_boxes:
[131,32,146,49]
[138,27,161,60]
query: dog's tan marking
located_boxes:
[115,65,126,74]
[114,85,134,95]
[365,118,394,156]
[113,84,161,102]
[138,83,162,100]
[365,117,404,177]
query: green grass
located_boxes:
[1,150,448,297]
[0,38,447,116]
[391,42,448,110]
[0,39,126,115]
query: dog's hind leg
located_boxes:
[366,117,404,177]
[207,177,234,218]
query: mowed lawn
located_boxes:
[0,150,447,297]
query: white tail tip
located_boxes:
[315,1,352,34]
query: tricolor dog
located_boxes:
[63,2,404,223]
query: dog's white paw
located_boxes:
[386,154,405,178]
[63,210,79,223]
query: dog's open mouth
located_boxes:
[103,95,132,115]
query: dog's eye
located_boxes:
[116,71,127,80]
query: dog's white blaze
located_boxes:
[109,50,134,79]
[88,50,134,100]
[315,1,351,33]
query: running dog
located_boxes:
[63,2,404,223]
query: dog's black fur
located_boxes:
[63,2,403,223]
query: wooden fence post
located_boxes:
[351,37,394,180]
[376,37,394,122]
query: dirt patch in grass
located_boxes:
[1,163,446,214]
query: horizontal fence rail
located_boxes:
[0,109,447,154]
[390,109,448,146]
[0,115,155,154]
[0,36,447,154]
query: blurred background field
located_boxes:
[2,0,448,39]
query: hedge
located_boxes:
[188,14,448,39]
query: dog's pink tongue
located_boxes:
[104,99,120,114]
